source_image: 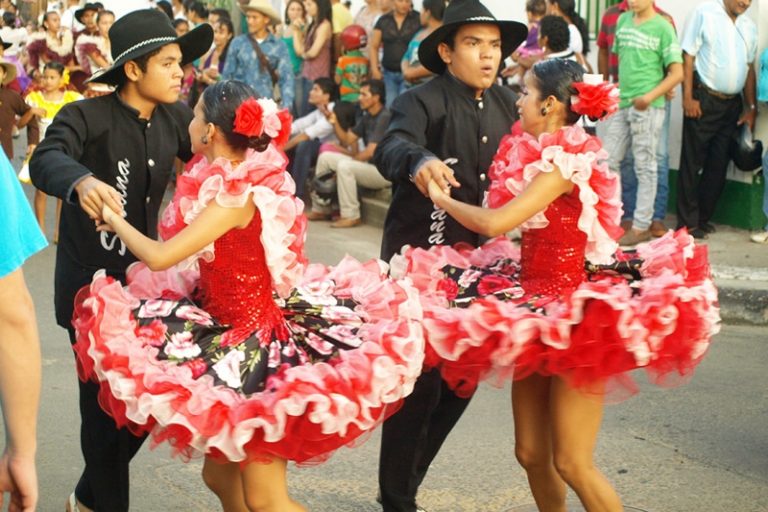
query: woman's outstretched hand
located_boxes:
[427,179,450,207]
[96,203,119,232]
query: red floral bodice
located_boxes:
[520,190,587,296]
[196,211,283,335]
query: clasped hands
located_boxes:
[412,159,460,205]
[74,175,123,231]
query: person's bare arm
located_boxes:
[369,29,382,80]
[633,62,683,110]
[598,47,609,80]
[284,133,309,151]
[99,199,256,271]
[738,63,757,130]
[0,269,41,512]
[682,52,701,118]
[428,168,574,237]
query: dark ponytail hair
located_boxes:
[530,58,584,126]
[549,0,590,56]
[201,80,272,152]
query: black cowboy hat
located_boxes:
[418,0,528,74]
[75,3,100,24]
[0,36,11,51]
[88,9,213,86]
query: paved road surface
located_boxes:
[10,186,768,511]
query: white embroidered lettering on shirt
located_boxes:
[100,158,130,256]
[428,206,446,245]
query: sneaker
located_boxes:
[750,230,768,244]
[649,220,668,238]
[618,229,652,247]
[700,222,716,234]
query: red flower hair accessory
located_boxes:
[570,74,619,121]
[233,97,292,147]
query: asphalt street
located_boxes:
[2,187,761,512]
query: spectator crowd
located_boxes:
[4,0,768,241]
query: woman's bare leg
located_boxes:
[512,374,567,512]
[550,377,623,512]
[202,457,248,512]
[240,457,305,512]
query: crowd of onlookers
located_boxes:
[3,0,768,240]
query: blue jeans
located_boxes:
[287,138,321,198]
[382,69,406,108]
[620,100,672,222]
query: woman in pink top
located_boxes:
[292,0,332,116]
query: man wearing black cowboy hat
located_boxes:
[30,10,212,512]
[373,1,527,510]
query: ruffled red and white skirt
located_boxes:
[72,257,424,465]
[391,230,719,400]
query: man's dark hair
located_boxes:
[526,0,547,17]
[172,18,189,30]
[156,0,174,19]
[2,11,14,28]
[313,77,339,101]
[114,46,163,88]
[333,101,357,130]
[186,1,208,20]
[209,8,230,21]
[361,79,385,106]
[422,0,446,22]
[539,15,569,53]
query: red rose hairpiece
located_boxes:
[570,74,619,121]
[233,97,292,147]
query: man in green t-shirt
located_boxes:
[603,0,682,246]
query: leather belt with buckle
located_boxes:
[697,82,738,100]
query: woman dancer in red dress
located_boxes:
[73,80,423,511]
[396,59,719,511]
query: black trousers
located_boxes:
[68,328,148,511]
[676,89,741,229]
[378,368,473,512]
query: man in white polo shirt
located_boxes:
[676,0,757,239]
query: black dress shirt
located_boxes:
[373,73,518,260]
[30,92,193,326]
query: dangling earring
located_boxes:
[201,134,209,144]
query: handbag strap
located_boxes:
[248,34,279,86]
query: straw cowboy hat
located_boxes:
[88,9,213,86]
[240,0,281,25]
[418,0,528,74]
[0,60,16,85]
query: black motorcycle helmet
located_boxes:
[730,124,763,172]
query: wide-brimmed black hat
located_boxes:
[418,0,528,74]
[88,9,213,86]
[75,3,100,24]
[0,36,11,51]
